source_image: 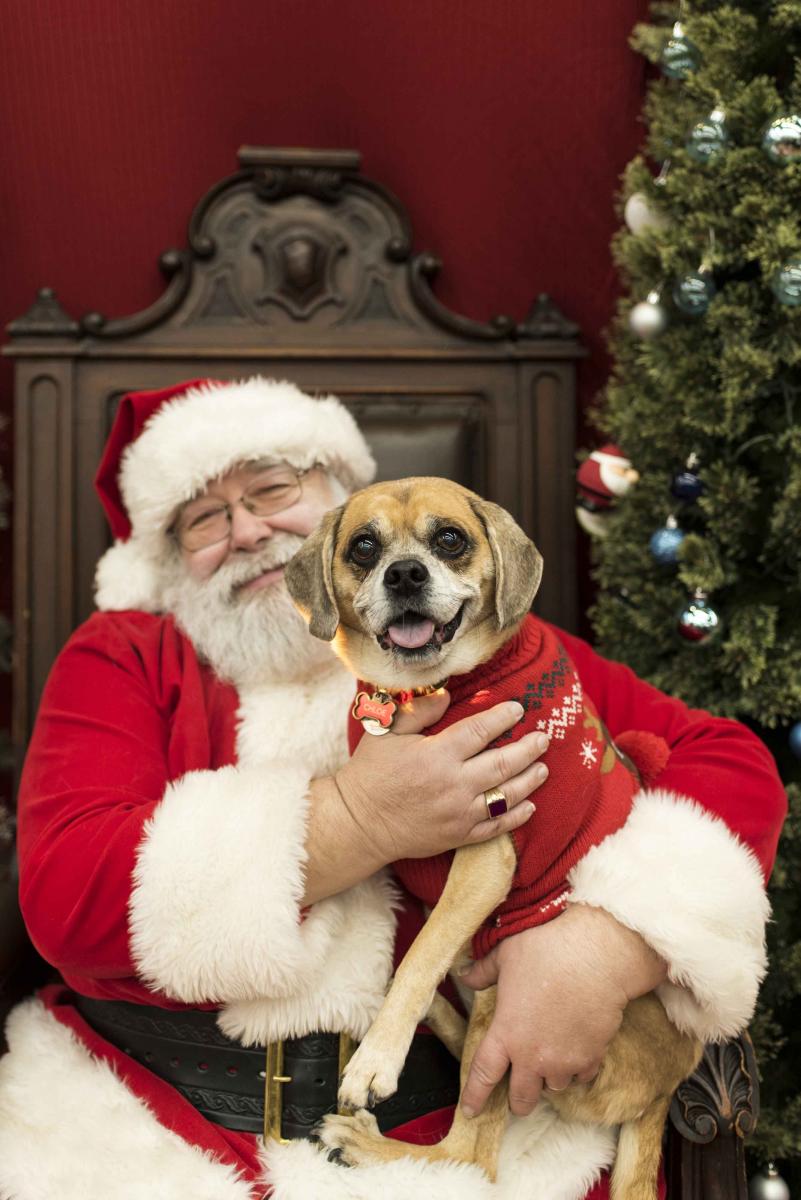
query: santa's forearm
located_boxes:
[302,777,387,904]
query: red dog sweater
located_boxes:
[349,614,668,959]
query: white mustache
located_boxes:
[215,535,306,594]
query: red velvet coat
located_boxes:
[12,609,787,1199]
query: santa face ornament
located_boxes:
[576,445,639,538]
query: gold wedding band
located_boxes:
[484,786,508,819]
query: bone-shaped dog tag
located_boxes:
[352,690,398,735]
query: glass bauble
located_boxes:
[677,589,720,643]
[789,723,801,761]
[661,23,701,79]
[761,114,801,165]
[672,271,716,316]
[686,108,730,164]
[771,258,801,306]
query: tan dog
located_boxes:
[285,477,701,1199]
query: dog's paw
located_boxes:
[338,1041,402,1110]
[317,1110,383,1167]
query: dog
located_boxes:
[284,476,702,1199]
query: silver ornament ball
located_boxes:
[677,589,721,643]
[629,292,668,338]
[749,1163,791,1200]
[762,114,801,165]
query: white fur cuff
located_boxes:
[567,789,770,1041]
[129,763,317,1003]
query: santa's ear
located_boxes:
[284,505,343,641]
[468,497,543,629]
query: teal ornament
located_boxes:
[661,23,701,79]
[686,108,730,164]
[770,258,801,306]
[761,114,801,166]
[789,724,801,761]
[677,589,720,644]
[650,516,685,564]
[672,271,716,316]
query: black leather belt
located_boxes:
[74,995,459,1140]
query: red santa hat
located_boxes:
[93,376,376,612]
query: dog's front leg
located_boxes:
[339,834,516,1110]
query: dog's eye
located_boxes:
[434,527,467,556]
[349,534,380,566]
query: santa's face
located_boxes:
[178,462,338,589]
[599,459,639,498]
[163,462,344,686]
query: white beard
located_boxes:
[163,535,338,687]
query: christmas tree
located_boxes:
[588,0,801,1185]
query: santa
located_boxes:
[0,377,785,1200]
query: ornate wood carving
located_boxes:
[80,249,193,338]
[517,292,580,340]
[6,288,79,337]
[670,1033,759,1142]
[666,1033,758,1200]
[8,147,579,350]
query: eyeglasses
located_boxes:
[173,464,317,552]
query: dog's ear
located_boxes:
[469,497,544,629]
[284,505,344,641]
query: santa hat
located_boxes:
[94,377,376,612]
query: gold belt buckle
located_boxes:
[263,1031,358,1143]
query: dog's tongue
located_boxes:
[386,618,435,649]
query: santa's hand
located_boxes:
[457,905,666,1118]
[335,693,550,863]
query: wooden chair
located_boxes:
[2,146,759,1198]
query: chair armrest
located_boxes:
[666,1032,759,1200]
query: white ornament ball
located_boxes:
[624,191,670,235]
[629,292,668,338]
[749,1164,791,1200]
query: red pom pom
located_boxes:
[616,730,670,786]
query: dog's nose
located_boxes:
[384,558,429,597]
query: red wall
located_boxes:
[0,0,649,777]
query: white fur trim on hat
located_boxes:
[567,788,770,1041]
[95,377,375,613]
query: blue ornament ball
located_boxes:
[771,258,801,307]
[671,471,704,501]
[673,272,716,316]
[686,109,730,164]
[789,722,801,760]
[650,523,685,564]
